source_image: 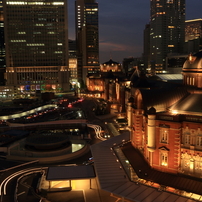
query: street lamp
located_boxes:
[77,82,80,97]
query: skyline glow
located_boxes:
[68,0,202,63]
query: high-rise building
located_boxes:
[68,39,78,84]
[3,0,69,96]
[185,19,202,54]
[0,1,6,85]
[75,0,99,84]
[149,0,185,73]
[143,24,151,73]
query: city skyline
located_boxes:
[68,0,202,63]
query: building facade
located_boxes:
[68,39,78,87]
[75,0,99,84]
[166,54,187,74]
[143,24,151,73]
[100,59,122,72]
[127,51,202,179]
[185,19,202,54]
[86,59,123,99]
[149,0,185,73]
[0,1,5,85]
[3,0,69,96]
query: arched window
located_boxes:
[187,77,189,85]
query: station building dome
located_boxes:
[148,106,156,115]
[182,51,202,88]
[100,59,122,72]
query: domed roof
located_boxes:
[148,106,156,115]
[182,51,202,70]
[102,59,120,65]
[169,91,202,116]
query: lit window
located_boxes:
[196,136,202,147]
[36,24,44,26]
[160,152,168,166]
[184,134,190,145]
[10,40,26,42]
[195,160,202,174]
[160,129,168,143]
[52,2,64,5]
[17,32,26,34]
[167,0,173,3]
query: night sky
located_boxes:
[68,0,202,63]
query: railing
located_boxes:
[112,142,202,202]
[0,160,39,173]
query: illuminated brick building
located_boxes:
[127,51,202,178]
[100,59,122,72]
[87,54,202,199]
[86,75,105,98]
[3,0,69,96]
[86,59,124,100]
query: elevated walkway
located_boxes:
[122,142,202,197]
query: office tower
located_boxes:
[0,1,5,85]
[3,0,69,95]
[68,39,78,85]
[122,57,135,77]
[185,19,202,53]
[150,0,185,73]
[75,0,99,84]
[166,54,187,74]
[69,39,77,58]
[143,24,151,73]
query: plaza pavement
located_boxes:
[40,177,133,202]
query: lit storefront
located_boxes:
[5,66,69,97]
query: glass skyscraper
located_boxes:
[149,0,185,73]
[3,0,68,67]
[0,1,5,85]
[75,0,99,83]
[185,19,202,53]
[3,0,69,94]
